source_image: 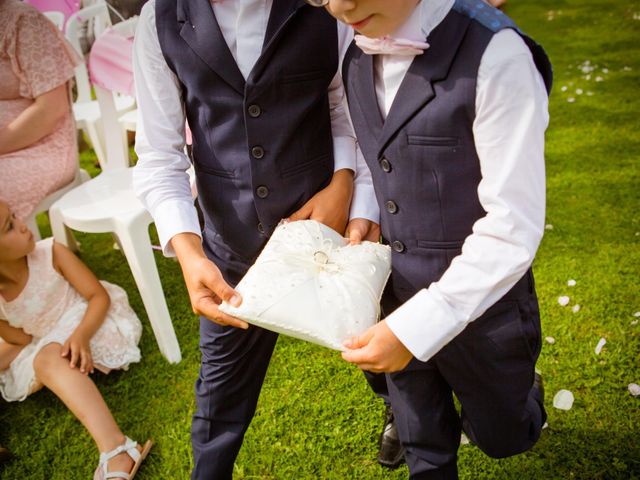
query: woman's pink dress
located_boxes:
[0,0,81,218]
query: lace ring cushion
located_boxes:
[219,220,392,350]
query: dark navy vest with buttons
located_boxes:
[343,0,552,306]
[156,0,337,274]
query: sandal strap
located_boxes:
[105,471,130,479]
[99,437,139,464]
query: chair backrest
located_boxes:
[65,2,112,103]
[43,11,66,30]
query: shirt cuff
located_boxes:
[350,182,380,223]
[385,287,468,362]
[151,199,201,257]
[332,136,356,172]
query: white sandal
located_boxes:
[94,437,153,480]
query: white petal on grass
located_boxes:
[572,304,581,313]
[561,85,568,92]
[623,66,632,71]
[602,68,609,74]
[631,319,639,326]
[553,390,574,410]
[595,76,603,82]
[460,433,470,445]
[567,279,577,286]
[629,383,640,397]
[587,91,594,96]
[542,422,549,430]
[545,336,556,344]
[576,88,583,95]
[558,296,570,306]
[567,97,576,103]
[595,337,606,355]
[634,312,640,317]
[545,224,554,230]
[585,74,591,80]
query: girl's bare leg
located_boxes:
[33,343,139,477]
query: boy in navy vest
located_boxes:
[313,0,552,477]
[132,1,382,478]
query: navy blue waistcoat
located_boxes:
[343,0,552,304]
[156,0,337,266]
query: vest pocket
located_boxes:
[280,153,331,179]
[197,164,235,179]
[416,240,464,249]
[407,135,460,147]
[281,69,326,84]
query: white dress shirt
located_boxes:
[133,0,377,256]
[380,0,549,362]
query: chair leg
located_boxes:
[114,222,182,364]
[49,205,81,252]
[84,120,106,169]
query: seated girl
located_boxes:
[0,200,151,480]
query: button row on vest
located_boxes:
[380,158,392,173]
[251,146,265,159]
[385,200,398,214]
[391,240,405,253]
[256,186,269,199]
[248,104,261,118]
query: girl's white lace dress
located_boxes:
[0,238,142,401]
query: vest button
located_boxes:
[256,185,269,199]
[251,146,265,159]
[257,222,265,234]
[385,200,398,214]
[380,158,392,173]
[248,104,261,118]
[391,240,405,253]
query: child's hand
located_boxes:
[345,218,381,245]
[341,320,413,373]
[287,169,353,233]
[62,330,94,375]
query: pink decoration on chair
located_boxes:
[88,28,135,96]
[24,0,80,30]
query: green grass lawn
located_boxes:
[1,0,639,478]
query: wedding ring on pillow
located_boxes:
[219,220,392,350]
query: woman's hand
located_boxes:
[62,329,94,375]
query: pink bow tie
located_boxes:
[354,34,429,56]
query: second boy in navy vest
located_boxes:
[313,0,552,477]
[132,0,383,478]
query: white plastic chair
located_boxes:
[50,19,181,364]
[26,168,91,241]
[43,11,66,30]
[65,2,135,168]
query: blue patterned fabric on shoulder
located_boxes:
[453,0,519,33]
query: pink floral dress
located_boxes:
[0,238,142,402]
[0,0,81,218]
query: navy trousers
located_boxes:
[191,319,278,479]
[381,289,546,479]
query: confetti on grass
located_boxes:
[545,224,554,230]
[567,279,577,286]
[595,337,606,355]
[629,384,640,397]
[634,312,640,317]
[545,336,556,344]
[558,296,570,306]
[572,305,581,313]
[553,390,574,410]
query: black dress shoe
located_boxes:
[378,405,405,469]
[0,446,12,463]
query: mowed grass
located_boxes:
[1,0,639,478]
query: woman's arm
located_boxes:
[0,84,70,155]
[52,241,110,373]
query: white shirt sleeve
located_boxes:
[132,1,201,257]
[386,29,549,362]
[329,22,358,173]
